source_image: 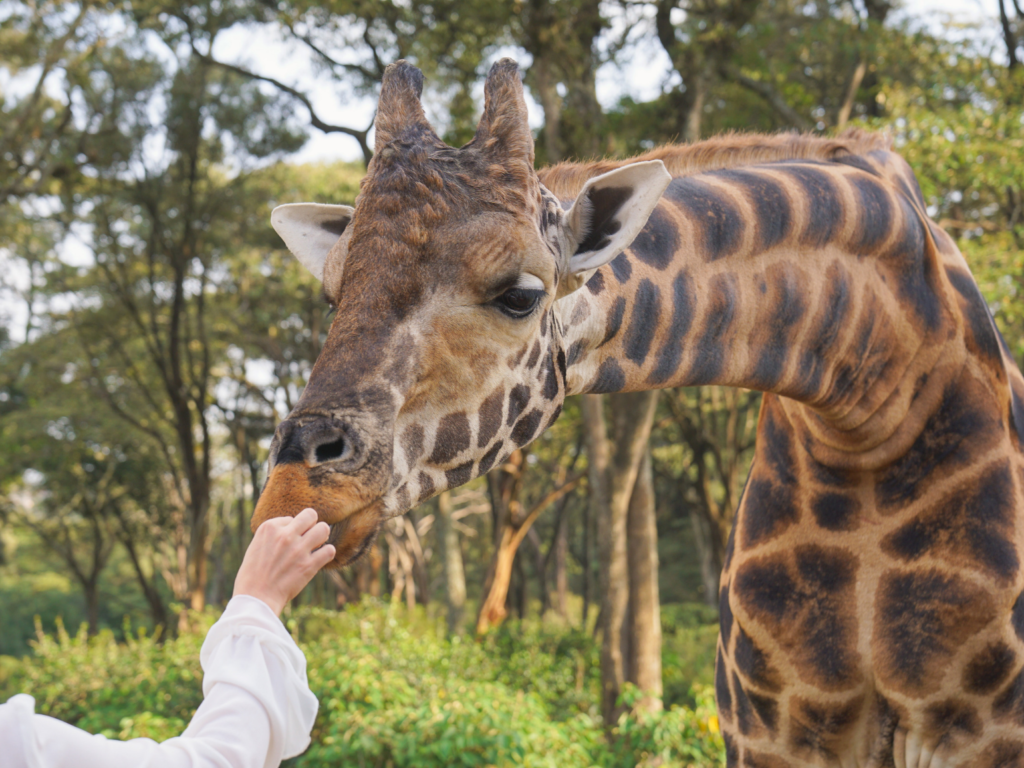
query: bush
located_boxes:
[1,601,724,767]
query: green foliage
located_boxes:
[1,602,724,768]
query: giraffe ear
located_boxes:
[270,203,354,281]
[563,160,672,275]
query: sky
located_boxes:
[209,0,1009,166]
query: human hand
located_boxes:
[233,508,336,616]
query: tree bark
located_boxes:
[836,58,868,128]
[437,491,467,635]
[475,475,581,634]
[627,447,663,712]
[595,391,659,725]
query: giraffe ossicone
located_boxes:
[255,58,1024,767]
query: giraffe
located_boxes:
[252,58,1024,767]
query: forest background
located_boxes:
[1,0,1023,765]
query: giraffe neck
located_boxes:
[556,153,979,469]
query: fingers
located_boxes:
[310,543,337,570]
[303,520,331,549]
[286,507,319,535]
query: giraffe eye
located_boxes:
[495,287,544,319]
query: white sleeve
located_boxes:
[0,595,319,768]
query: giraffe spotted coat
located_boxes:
[254,60,1024,767]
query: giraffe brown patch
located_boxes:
[624,279,662,366]
[720,583,734,646]
[395,485,411,512]
[566,340,585,367]
[723,524,736,571]
[947,266,1003,365]
[874,378,1000,512]
[849,175,894,251]
[1013,592,1024,641]
[540,310,549,338]
[574,185,630,255]
[980,740,1024,768]
[743,749,790,768]
[881,460,1018,583]
[924,699,982,747]
[788,695,864,760]
[589,359,626,393]
[723,732,739,765]
[733,624,783,692]
[964,642,1016,694]
[712,169,793,251]
[569,299,590,327]
[508,342,529,368]
[477,440,504,475]
[477,387,505,448]
[777,163,844,248]
[810,492,860,532]
[585,269,605,295]
[417,471,435,501]
[610,252,631,283]
[541,355,560,400]
[445,461,473,488]
[885,196,941,333]
[665,176,744,260]
[544,403,562,431]
[647,269,695,386]
[506,384,530,426]
[686,272,738,384]
[742,478,798,547]
[429,412,471,464]
[600,296,627,347]
[749,262,807,390]
[511,408,543,446]
[734,546,862,691]
[896,172,927,210]
[716,647,733,721]
[733,671,759,736]
[526,339,542,369]
[874,568,997,696]
[834,153,880,177]
[796,260,850,399]
[629,206,678,270]
[402,423,425,465]
[996,666,1024,726]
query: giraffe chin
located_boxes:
[250,464,385,569]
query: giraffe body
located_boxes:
[254,60,1024,766]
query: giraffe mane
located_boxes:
[537,129,892,199]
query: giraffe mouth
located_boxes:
[323,499,384,568]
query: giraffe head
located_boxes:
[251,59,670,566]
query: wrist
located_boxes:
[233,585,286,616]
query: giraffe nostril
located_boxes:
[315,435,348,463]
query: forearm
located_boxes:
[2,596,317,768]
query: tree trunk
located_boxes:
[437,491,467,635]
[475,475,581,634]
[689,502,723,607]
[684,69,707,142]
[120,529,169,632]
[554,509,568,618]
[84,578,100,636]
[594,391,660,726]
[627,447,663,712]
[189,506,208,612]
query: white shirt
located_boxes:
[0,595,319,768]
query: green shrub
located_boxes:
[1,601,723,767]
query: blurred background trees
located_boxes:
[2,0,1022,742]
